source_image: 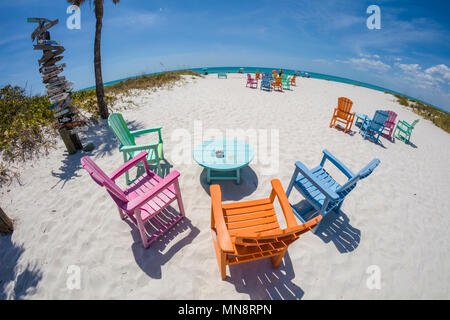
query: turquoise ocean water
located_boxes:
[80,66,447,113]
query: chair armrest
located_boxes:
[269,179,298,228]
[399,120,412,128]
[109,151,148,181]
[321,149,354,179]
[210,185,234,253]
[295,161,340,201]
[119,143,159,153]
[124,170,180,212]
[130,127,162,137]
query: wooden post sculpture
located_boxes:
[28,17,88,154]
[0,207,13,234]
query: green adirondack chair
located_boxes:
[393,119,419,144]
[108,113,164,184]
[281,74,290,90]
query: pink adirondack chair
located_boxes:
[81,151,186,248]
[246,73,258,88]
[383,110,397,141]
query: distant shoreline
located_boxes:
[78,66,448,114]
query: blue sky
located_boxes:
[0,0,449,111]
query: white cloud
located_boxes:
[424,64,450,84]
[312,58,331,64]
[359,53,381,59]
[338,57,391,72]
[394,63,450,89]
[396,63,422,73]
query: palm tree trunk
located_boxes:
[94,1,109,119]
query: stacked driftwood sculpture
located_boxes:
[28,17,86,154]
[0,207,13,234]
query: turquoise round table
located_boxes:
[193,139,254,184]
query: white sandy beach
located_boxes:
[1,73,449,299]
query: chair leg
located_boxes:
[212,236,227,280]
[271,248,287,268]
[123,153,131,185]
[117,207,126,220]
[329,116,335,128]
[286,168,299,198]
[312,214,325,234]
[174,180,186,217]
[135,209,149,248]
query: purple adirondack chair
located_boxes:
[81,151,186,248]
[383,110,397,141]
[246,74,258,88]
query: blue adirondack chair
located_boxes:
[286,150,380,233]
[260,73,272,91]
[359,110,390,144]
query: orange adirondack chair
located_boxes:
[210,180,322,280]
[290,74,297,86]
[255,72,261,80]
[329,97,356,133]
[271,77,283,91]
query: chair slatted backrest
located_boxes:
[255,72,261,79]
[81,156,128,204]
[336,158,380,196]
[410,119,420,129]
[370,110,390,132]
[273,77,282,86]
[108,113,135,147]
[385,110,397,126]
[233,216,321,248]
[337,97,353,119]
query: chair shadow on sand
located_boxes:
[199,166,258,201]
[0,235,42,300]
[291,200,361,253]
[226,252,304,300]
[127,207,200,279]
[50,119,147,189]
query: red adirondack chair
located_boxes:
[382,110,397,141]
[81,151,186,248]
[246,74,258,88]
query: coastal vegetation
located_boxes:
[72,70,202,118]
[0,85,55,165]
[390,93,450,133]
[0,71,202,185]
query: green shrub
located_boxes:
[71,90,116,121]
[0,85,56,163]
[390,93,450,133]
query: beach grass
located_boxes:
[105,70,203,94]
[72,70,203,119]
[390,93,450,133]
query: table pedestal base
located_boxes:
[207,168,241,184]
